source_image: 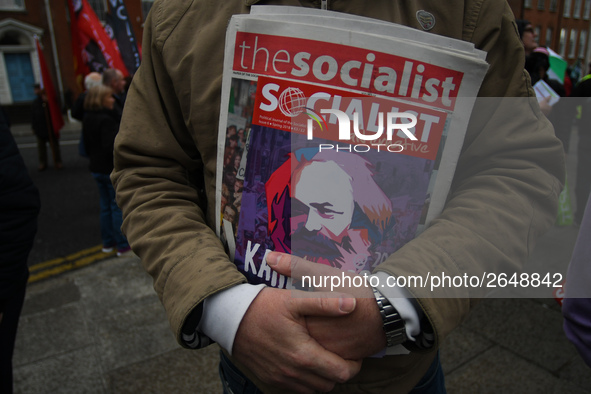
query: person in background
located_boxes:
[569,59,583,84]
[102,69,127,118]
[525,46,574,153]
[525,47,561,88]
[71,72,103,122]
[71,72,103,158]
[515,19,538,56]
[31,84,63,171]
[563,69,573,97]
[516,21,555,118]
[562,194,591,367]
[0,107,41,394]
[570,72,591,224]
[83,85,131,257]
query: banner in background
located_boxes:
[105,0,141,75]
[35,37,64,137]
[547,47,568,84]
[67,0,89,90]
[67,0,128,78]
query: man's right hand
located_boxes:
[232,287,362,393]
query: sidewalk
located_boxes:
[11,117,82,144]
[11,225,591,393]
[13,253,223,393]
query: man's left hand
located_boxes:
[267,252,386,360]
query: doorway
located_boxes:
[4,52,36,102]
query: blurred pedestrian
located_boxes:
[525,47,574,152]
[516,22,555,118]
[0,107,41,394]
[516,19,538,56]
[525,47,562,88]
[72,72,103,158]
[569,59,583,84]
[71,72,103,121]
[563,194,591,367]
[102,68,127,118]
[571,73,591,224]
[31,84,63,171]
[83,85,131,256]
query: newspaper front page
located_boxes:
[216,8,488,288]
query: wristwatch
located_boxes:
[372,287,407,347]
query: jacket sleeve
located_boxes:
[0,124,40,300]
[111,0,247,345]
[375,0,565,349]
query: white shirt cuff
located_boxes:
[198,283,266,355]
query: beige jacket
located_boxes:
[112,0,565,392]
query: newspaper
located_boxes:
[249,6,486,59]
[533,79,560,106]
[215,7,488,287]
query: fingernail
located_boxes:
[266,252,279,266]
[339,296,356,313]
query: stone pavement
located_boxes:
[10,116,81,144]
[11,223,591,393]
[13,253,223,394]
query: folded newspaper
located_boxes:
[215,6,489,288]
[533,79,560,106]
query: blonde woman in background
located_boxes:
[83,85,130,257]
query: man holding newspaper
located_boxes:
[112,0,564,393]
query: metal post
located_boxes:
[44,0,65,107]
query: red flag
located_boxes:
[67,0,89,90]
[67,0,128,77]
[35,37,64,138]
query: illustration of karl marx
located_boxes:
[265,148,394,273]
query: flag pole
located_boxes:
[43,0,65,106]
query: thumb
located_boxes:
[287,291,356,318]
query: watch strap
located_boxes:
[373,287,407,347]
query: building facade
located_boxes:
[3,1,589,124]
[510,0,591,73]
[0,0,149,123]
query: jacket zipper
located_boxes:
[321,0,328,10]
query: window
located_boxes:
[564,0,572,16]
[88,0,107,21]
[0,0,25,11]
[569,29,578,58]
[574,0,582,17]
[584,0,591,18]
[559,28,567,56]
[535,26,542,40]
[142,0,154,21]
[546,27,554,46]
[525,0,533,8]
[538,0,546,10]
[579,31,587,58]
[550,0,558,11]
